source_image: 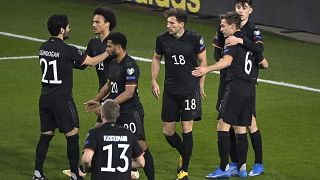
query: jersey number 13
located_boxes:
[101,144,129,173]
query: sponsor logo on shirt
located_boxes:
[127,76,136,81]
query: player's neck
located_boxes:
[241,19,249,28]
[99,30,110,42]
[174,29,185,39]
[115,51,127,63]
[52,34,63,40]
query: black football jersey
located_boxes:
[86,36,113,89]
[213,21,264,81]
[84,122,143,180]
[155,30,206,95]
[38,37,86,100]
[106,54,141,110]
[223,31,259,82]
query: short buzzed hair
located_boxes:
[220,11,241,29]
[165,8,187,23]
[107,32,127,50]
[101,99,120,122]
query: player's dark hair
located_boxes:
[235,0,253,7]
[165,8,187,23]
[94,6,117,31]
[220,11,241,29]
[47,14,68,36]
[107,32,127,50]
[101,99,120,122]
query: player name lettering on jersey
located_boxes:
[39,50,60,58]
[104,135,128,142]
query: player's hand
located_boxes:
[200,85,206,99]
[225,36,242,46]
[95,107,101,116]
[84,99,100,112]
[151,81,160,100]
[192,66,208,77]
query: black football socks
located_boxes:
[236,133,248,170]
[165,132,183,156]
[66,134,80,177]
[35,134,54,174]
[250,130,263,164]
[218,131,230,171]
[143,148,155,180]
[182,132,193,172]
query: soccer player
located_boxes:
[192,11,268,179]
[85,32,155,180]
[151,8,207,180]
[63,7,117,178]
[32,14,109,180]
[86,6,116,128]
[81,99,145,180]
[212,0,267,176]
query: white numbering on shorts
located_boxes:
[245,51,253,75]
[185,98,196,110]
[98,62,104,70]
[40,58,62,84]
[124,122,136,133]
[111,82,118,93]
[172,55,185,65]
[101,144,129,173]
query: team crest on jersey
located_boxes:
[78,49,83,56]
[254,30,261,36]
[127,68,135,75]
[200,37,204,45]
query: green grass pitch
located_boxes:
[0,0,320,179]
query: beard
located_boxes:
[63,31,69,40]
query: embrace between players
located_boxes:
[32,0,269,179]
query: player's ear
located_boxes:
[105,21,110,29]
[60,28,65,35]
[249,7,253,14]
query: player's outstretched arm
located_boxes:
[151,52,161,100]
[84,80,111,112]
[82,50,109,66]
[114,84,137,105]
[192,55,233,77]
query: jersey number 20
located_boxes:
[101,144,129,173]
[40,58,62,84]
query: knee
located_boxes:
[181,122,193,133]
[162,124,175,136]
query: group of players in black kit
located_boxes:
[32,0,269,179]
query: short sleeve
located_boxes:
[252,26,263,43]
[68,45,87,65]
[83,129,97,151]
[154,36,163,55]
[222,45,237,58]
[195,34,206,54]
[132,136,143,159]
